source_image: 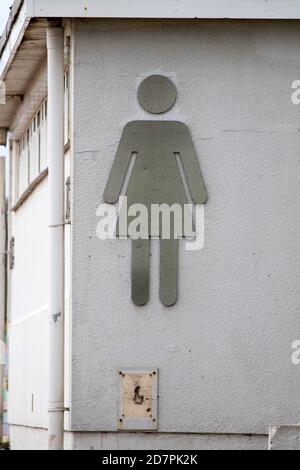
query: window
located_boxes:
[15,71,69,203]
[16,100,48,199]
[64,70,70,146]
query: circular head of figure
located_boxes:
[138,75,177,114]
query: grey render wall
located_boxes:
[71,19,300,434]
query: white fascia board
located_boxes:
[30,0,300,20]
[0,1,31,80]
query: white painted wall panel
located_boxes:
[71,19,300,434]
[10,179,49,322]
[8,178,49,428]
[9,158,72,428]
[8,309,48,427]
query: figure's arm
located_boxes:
[104,124,134,204]
[178,125,207,204]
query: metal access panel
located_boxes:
[118,368,158,431]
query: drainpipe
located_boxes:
[47,21,65,450]
[0,157,5,447]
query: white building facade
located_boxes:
[0,0,300,450]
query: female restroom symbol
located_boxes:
[104,75,207,307]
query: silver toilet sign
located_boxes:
[104,75,207,307]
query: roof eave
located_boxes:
[0,0,31,82]
[2,0,300,73]
[25,0,300,20]
[0,0,25,61]
[2,0,300,131]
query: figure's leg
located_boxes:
[160,239,178,306]
[132,239,150,306]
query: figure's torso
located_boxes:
[125,121,188,207]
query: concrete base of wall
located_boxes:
[9,426,48,450]
[269,426,300,450]
[9,425,268,450]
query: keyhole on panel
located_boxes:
[134,386,144,405]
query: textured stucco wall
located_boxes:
[71,19,300,435]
